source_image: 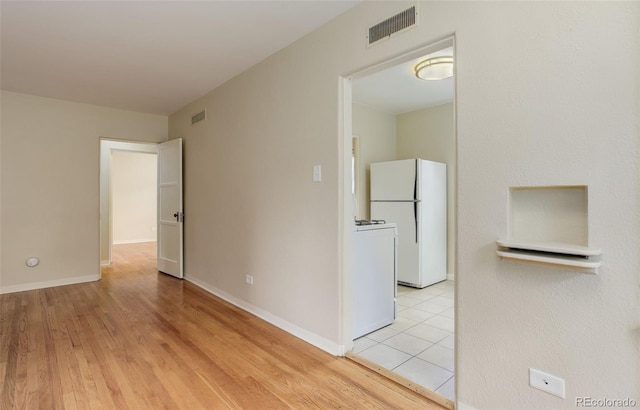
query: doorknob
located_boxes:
[173,212,179,221]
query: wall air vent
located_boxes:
[368,5,417,46]
[191,110,206,125]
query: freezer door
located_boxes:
[417,159,447,202]
[370,159,417,201]
[371,201,420,286]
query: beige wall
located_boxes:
[0,91,167,292]
[111,151,157,244]
[397,102,456,276]
[352,103,397,220]
[170,1,639,408]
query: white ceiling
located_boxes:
[352,47,454,115]
[0,1,360,115]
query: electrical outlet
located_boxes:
[26,257,40,267]
[245,274,254,285]
[529,368,565,398]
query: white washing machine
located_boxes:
[352,222,397,339]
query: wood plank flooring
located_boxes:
[1,242,446,409]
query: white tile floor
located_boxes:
[352,280,455,400]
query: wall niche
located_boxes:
[496,186,601,273]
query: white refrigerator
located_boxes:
[370,159,447,288]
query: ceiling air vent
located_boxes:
[368,5,417,46]
[191,110,206,125]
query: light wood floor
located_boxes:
[1,242,445,409]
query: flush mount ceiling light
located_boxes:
[414,56,454,80]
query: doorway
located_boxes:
[99,139,159,270]
[342,37,457,405]
[111,151,157,246]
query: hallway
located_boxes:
[1,242,446,409]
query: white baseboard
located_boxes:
[185,274,344,356]
[0,274,100,295]
[113,239,157,245]
[447,273,455,281]
[101,260,111,266]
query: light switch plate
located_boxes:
[313,165,322,182]
[529,368,565,398]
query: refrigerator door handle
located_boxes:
[414,160,418,243]
[413,161,418,201]
[414,201,418,243]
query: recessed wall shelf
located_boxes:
[496,185,601,273]
[496,240,601,273]
[496,239,601,257]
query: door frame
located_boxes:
[99,138,159,271]
[339,35,458,397]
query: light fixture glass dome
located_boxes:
[415,56,454,80]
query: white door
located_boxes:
[157,138,183,278]
[371,201,420,286]
[370,159,417,201]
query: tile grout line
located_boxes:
[353,281,456,398]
